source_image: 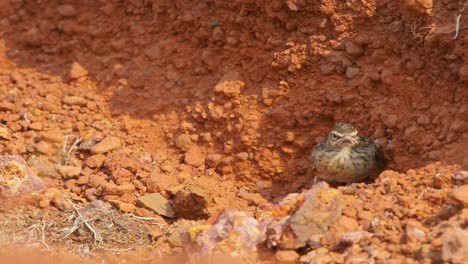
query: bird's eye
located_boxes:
[331,133,339,140]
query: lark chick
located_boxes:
[311,122,381,183]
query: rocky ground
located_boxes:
[0,0,467,263]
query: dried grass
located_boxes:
[0,200,162,255]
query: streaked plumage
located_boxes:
[310,122,382,183]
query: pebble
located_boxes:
[451,185,468,207]
[205,153,222,167]
[212,27,224,41]
[69,62,89,79]
[416,114,430,125]
[57,4,77,17]
[174,134,193,151]
[59,165,82,179]
[172,186,210,220]
[0,126,12,140]
[405,219,427,242]
[85,154,106,168]
[441,229,468,263]
[345,67,360,79]
[109,200,135,213]
[138,193,175,218]
[40,129,65,143]
[28,155,56,176]
[146,172,179,193]
[34,141,55,155]
[184,146,205,168]
[90,136,121,154]
[345,41,364,56]
[63,96,88,106]
[383,114,398,128]
[357,210,374,221]
[235,152,249,161]
[105,182,135,195]
[275,250,300,264]
[29,122,43,131]
[320,64,335,75]
[0,101,18,112]
[458,63,468,82]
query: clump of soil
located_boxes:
[0,0,466,263]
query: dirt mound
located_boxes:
[0,0,467,262]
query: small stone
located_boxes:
[28,156,56,176]
[275,250,299,264]
[383,114,398,128]
[212,27,224,41]
[441,229,468,263]
[146,172,179,193]
[40,129,64,143]
[63,96,88,106]
[357,210,374,221]
[85,154,106,168]
[0,126,12,140]
[345,41,364,56]
[451,185,468,207]
[450,119,466,133]
[172,187,210,220]
[29,122,43,131]
[138,193,175,218]
[320,64,335,75]
[59,165,82,179]
[453,171,468,185]
[90,136,121,154]
[0,101,18,112]
[174,134,192,151]
[458,63,468,82]
[346,67,360,79]
[184,146,205,168]
[416,114,430,125]
[35,141,55,155]
[105,182,135,195]
[214,80,244,98]
[205,153,222,167]
[405,219,427,242]
[380,68,394,85]
[69,62,89,79]
[235,152,249,161]
[57,4,77,17]
[109,200,135,213]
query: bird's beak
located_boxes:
[341,135,356,144]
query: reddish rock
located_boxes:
[138,193,175,218]
[90,136,121,154]
[146,172,179,193]
[442,229,468,263]
[63,96,88,106]
[174,134,193,151]
[184,146,205,168]
[40,129,64,143]
[59,165,82,179]
[451,185,468,207]
[69,62,89,79]
[57,4,77,17]
[172,186,211,219]
[275,250,299,264]
[109,200,136,213]
[205,153,222,167]
[85,154,106,168]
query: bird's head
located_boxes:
[327,122,360,149]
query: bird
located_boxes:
[310,122,383,183]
